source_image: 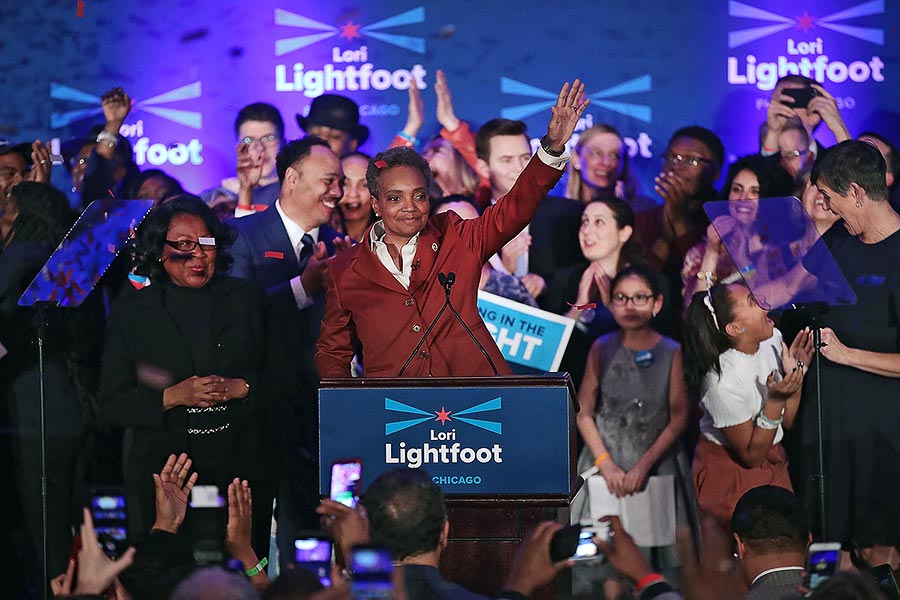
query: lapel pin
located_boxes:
[432,242,438,251]
[264,251,284,259]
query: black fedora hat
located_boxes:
[296,94,369,146]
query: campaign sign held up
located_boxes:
[319,376,575,496]
[476,291,575,372]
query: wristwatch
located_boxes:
[540,135,564,157]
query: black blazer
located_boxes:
[227,206,341,462]
[98,276,267,492]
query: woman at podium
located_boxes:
[316,80,589,378]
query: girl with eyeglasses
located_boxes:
[683,282,812,525]
[570,263,694,593]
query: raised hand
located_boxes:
[435,70,460,132]
[766,365,803,402]
[236,142,263,190]
[100,87,132,130]
[26,140,52,183]
[402,79,425,140]
[225,478,253,560]
[152,452,198,533]
[545,79,590,150]
[808,84,850,143]
[74,507,136,596]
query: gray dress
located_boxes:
[571,332,696,581]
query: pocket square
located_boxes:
[264,251,284,260]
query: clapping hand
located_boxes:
[435,70,461,132]
[545,79,589,151]
[152,452,197,533]
[402,78,425,140]
[26,140,52,183]
[236,142,263,190]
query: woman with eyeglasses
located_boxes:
[683,282,812,525]
[570,263,694,596]
[543,198,643,387]
[98,196,273,558]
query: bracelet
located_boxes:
[96,130,119,148]
[756,412,783,430]
[697,271,717,282]
[594,452,611,468]
[636,573,666,592]
[244,556,268,577]
[397,131,419,147]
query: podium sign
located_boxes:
[319,375,577,498]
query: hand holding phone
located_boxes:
[872,564,900,600]
[782,87,818,110]
[331,459,362,508]
[350,545,393,600]
[295,533,333,586]
[804,542,840,591]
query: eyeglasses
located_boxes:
[585,149,621,162]
[663,153,713,168]
[240,134,279,147]
[165,238,216,252]
[611,292,654,307]
[780,149,810,160]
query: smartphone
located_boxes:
[90,487,128,559]
[188,485,226,565]
[872,564,900,600]
[350,545,393,600]
[330,458,362,508]
[804,542,840,591]
[549,524,581,563]
[782,86,818,109]
[294,534,333,586]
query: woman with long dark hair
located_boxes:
[683,281,811,524]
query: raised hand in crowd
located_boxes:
[808,84,851,143]
[316,498,371,565]
[435,69,461,132]
[300,241,333,296]
[503,521,573,598]
[26,139,52,183]
[400,76,425,143]
[51,507,136,598]
[152,452,198,534]
[236,141,264,210]
[572,261,612,310]
[226,477,270,590]
[762,82,800,151]
[97,87,132,160]
[593,516,654,585]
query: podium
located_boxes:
[319,373,581,598]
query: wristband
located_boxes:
[594,452,611,468]
[636,573,666,592]
[397,131,419,147]
[96,130,119,148]
[756,412,782,430]
[244,556,268,577]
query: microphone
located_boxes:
[398,271,499,377]
[398,272,452,376]
[441,272,499,376]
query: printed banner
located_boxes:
[477,291,575,372]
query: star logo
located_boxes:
[340,21,362,41]
[795,11,816,34]
[434,406,453,425]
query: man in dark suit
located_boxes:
[229,135,346,566]
[731,486,810,600]
[473,118,585,309]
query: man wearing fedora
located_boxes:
[297,94,370,156]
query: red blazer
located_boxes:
[316,155,564,378]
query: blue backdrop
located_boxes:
[2,0,897,198]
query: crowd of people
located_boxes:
[1,67,900,600]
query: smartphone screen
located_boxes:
[90,492,127,558]
[188,485,226,565]
[572,530,600,560]
[805,545,840,591]
[330,459,362,508]
[350,545,392,600]
[295,537,333,586]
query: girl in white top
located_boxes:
[683,281,812,524]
